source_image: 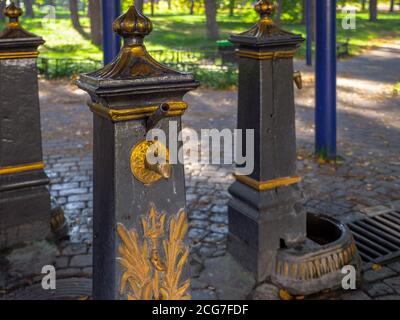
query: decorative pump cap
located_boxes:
[85,4,185,80]
[229,0,303,47]
[0,1,43,42]
[255,0,275,23]
[112,5,153,39]
[4,1,23,27]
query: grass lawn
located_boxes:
[0,8,398,60]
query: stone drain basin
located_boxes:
[271,213,362,296]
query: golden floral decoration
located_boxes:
[117,204,190,300]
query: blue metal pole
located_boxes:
[315,0,337,159]
[102,0,121,65]
[305,0,312,66]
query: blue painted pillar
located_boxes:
[315,0,337,159]
[102,0,121,64]
[305,0,312,66]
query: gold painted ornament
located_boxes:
[117,204,190,300]
[130,140,171,185]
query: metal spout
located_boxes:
[146,103,170,131]
[144,156,172,179]
[293,71,303,89]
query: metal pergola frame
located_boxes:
[101,0,338,159]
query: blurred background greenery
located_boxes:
[0,0,398,87]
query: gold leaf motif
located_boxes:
[117,204,190,300]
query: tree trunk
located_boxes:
[151,0,155,16]
[204,0,219,40]
[23,0,35,18]
[369,0,378,21]
[135,0,144,13]
[69,0,88,37]
[229,0,235,16]
[167,0,172,10]
[190,0,195,14]
[390,0,395,12]
[311,0,316,41]
[362,0,366,11]
[88,0,102,46]
[301,0,306,24]
[276,0,283,25]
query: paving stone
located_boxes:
[384,276,400,294]
[68,194,92,202]
[189,210,208,220]
[366,282,395,297]
[209,213,228,224]
[55,256,70,269]
[59,188,89,197]
[251,283,280,300]
[198,245,217,258]
[82,267,93,276]
[6,241,58,277]
[363,267,397,283]
[186,194,198,202]
[55,268,84,278]
[191,289,218,300]
[70,254,92,268]
[209,223,228,234]
[211,205,227,214]
[51,183,79,191]
[387,261,400,273]
[212,250,226,257]
[190,220,209,229]
[197,254,255,300]
[191,278,208,290]
[340,290,372,300]
[190,260,204,278]
[203,232,226,243]
[188,228,208,242]
[61,243,88,256]
[65,202,86,210]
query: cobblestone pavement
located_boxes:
[2,40,400,300]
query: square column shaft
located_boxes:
[0,3,51,249]
[77,6,198,300]
[227,0,306,282]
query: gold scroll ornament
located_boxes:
[117,204,190,300]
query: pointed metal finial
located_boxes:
[112,5,153,42]
[254,0,276,24]
[4,1,23,27]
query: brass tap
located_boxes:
[293,71,303,89]
[130,140,172,185]
[144,148,171,179]
[146,103,170,131]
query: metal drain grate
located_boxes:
[347,210,400,266]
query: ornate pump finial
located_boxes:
[89,4,179,80]
[0,1,42,41]
[112,5,153,42]
[255,0,275,25]
[4,1,23,27]
[229,0,303,46]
